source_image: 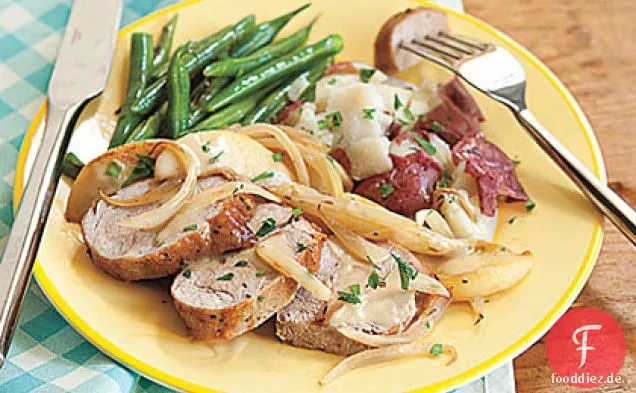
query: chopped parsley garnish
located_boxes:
[430,343,443,356]
[251,171,274,182]
[413,134,437,155]
[286,207,303,224]
[257,295,265,302]
[327,78,337,85]
[425,321,431,329]
[428,121,444,132]
[232,183,245,194]
[201,141,211,152]
[234,260,249,267]
[325,155,335,165]
[255,269,267,277]
[182,269,192,279]
[362,108,376,120]
[296,242,307,252]
[512,158,521,166]
[398,118,409,126]
[392,253,418,290]
[368,271,380,289]
[525,200,536,212]
[379,183,395,199]
[182,224,197,232]
[337,287,362,304]
[209,151,224,163]
[359,68,376,83]
[217,273,234,281]
[106,161,122,178]
[393,94,403,111]
[255,217,277,237]
[272,152,284,162]
[123,155,155,187]
[403,106,416,122]
[306,266,315,275]
[508,217,517,224]
[436,169,451,189]
[318,111,343,131]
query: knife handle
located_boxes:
[0,101,77,366]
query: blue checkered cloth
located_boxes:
[0,1,178,391]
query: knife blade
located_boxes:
[0,0,123,367]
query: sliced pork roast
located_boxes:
[82,175,237,281]
[276,240,450,356]
[171,204,327,341]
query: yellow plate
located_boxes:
[14,0,605,392]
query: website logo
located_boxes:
[546,308,625,388]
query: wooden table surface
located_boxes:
[463,0,635,391]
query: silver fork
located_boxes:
[400,35,636,245]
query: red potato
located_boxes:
[354,132,443,217]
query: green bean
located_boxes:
[126,103,166,143]
[231,3,310,57]
[189,88,275,132]
[60,152,84,179]
[168,48,191,138]
[151,14,178,78]
[131,15,255,116]
[244,57,329,124]
[204,18,315,77]
[189,77,231,125]
[109,33,154,148]
[205,34,343,113]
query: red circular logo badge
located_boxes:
[546,308,625,388]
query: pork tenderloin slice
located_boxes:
[172,215,325,341]
[276,240,449,356]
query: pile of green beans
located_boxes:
[107,3,345,147]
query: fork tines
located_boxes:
[399,32,494,66]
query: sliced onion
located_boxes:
[156,182,280,243]
[297,144,343,196]
[469,296,486,324]
[434,242,533,301]
[257,138,344,196]
[433,188,478,223]
[256,233,333,301]
[415,208,454,238]
[320,194,469,255]
[278,125,331,153]
[382,272,450,297]
[435,241,531,276]
[331,158,353,192]
[320,341,458,385]
[99,179,180,208]
[271,182,332,217]
[117,142,200,229]
[322,216,390,266]
[188,181,280,210]
[238,124,310,185]
[271,184,468,255]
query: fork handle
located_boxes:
[0,101,77,366]
[515,109,636,245]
